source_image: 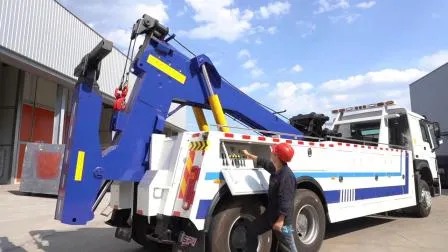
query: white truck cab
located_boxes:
[330,101,442,195]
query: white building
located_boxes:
[0,0,187,184]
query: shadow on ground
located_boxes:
[2,228,145,252]
[7,190,57,199]
[325,215,396,240]
[0,237,27,252]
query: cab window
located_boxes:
[334,120,381,145]
[388,114,411,148]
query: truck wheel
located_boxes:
[413,178,432,218]
[292,189,326,252]
[208,197,272,252]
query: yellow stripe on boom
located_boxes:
[74,151,85,181]
[147,54,187,84]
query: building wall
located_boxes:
[0,0,187,130]
[409,63,448,156]
[0,64,21,184]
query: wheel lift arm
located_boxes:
[55,14,302,225]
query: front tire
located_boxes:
[413,177,432,218]
[292,189,326,252]
[208,197,272,252]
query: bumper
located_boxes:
[106,210,206,251]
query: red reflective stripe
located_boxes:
[346,143,351,147]
[309,142,315,146]
[298,141,304,145]
[338,143,343,146]
[224,133,234,138]
[137,210,143,215]
[273,138,280,142]
[354,144,358,147]
[182,166,201,210]
[320,143,325,147]
[329,144,334,147]
[173,211,181,217]
[386,148,389,151]
[242,135,251,140]
[258,136,266,141]
[361,145,365,148]
[286,140,292,144]
[380,148,383,150]
[192,133,200,137]
[368,146,372,149]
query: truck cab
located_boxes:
[330,101,442,195]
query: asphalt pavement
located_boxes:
[1,184,448,252]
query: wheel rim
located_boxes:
[296,204,319,245]
[228,215,260,252]
[421,187,432,209]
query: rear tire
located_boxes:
[208,197,272,252]
[292,189,326,252]
[413,177,432,218]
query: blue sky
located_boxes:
[59,0,448,131]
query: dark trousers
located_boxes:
[247,212,297,252]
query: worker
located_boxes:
[242,143,297,252]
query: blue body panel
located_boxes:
[56,36,302,225]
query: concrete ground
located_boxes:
[1,184,448,252]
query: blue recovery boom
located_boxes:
[55,14,302,225]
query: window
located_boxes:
[388,114,411,148]
[334,120,381,144]
[420,122,431,147]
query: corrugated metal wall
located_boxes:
[0,0,186,129]
[0,0,128,96]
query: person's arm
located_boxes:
[241,150,275,174]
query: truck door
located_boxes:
[417,120,438,179]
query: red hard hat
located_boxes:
[272,143,294,162]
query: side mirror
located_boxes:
[434,122,441,138]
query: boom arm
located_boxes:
[55,15,302,225]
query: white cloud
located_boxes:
[264,51,448,116]
[135,2,169,24]
[321,68,427,92]
[257,1,291,19]
[356,1,376,9]
[238,49,264,78]
[292,64,303,72]
[332,94,349,101]
[269,82,331,115]
[249,25,277,36]
[419,50,448,70]
[242,59,257,69]
[238,49,251,59]
[297,21,316,38]
[176,5,188,16]
[104,29,130,50]
[251,68,264,78]
[240,82,270,93]
[255,38,263,45]
[330,13,360,24]
[315,0,349,14]
[61,0,169,51]
[267,26,277,34]
[181,0,254,42]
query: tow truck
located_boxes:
[54,14,443,252]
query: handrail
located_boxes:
[207,123,409,150]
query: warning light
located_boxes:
[331,101,395,114]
